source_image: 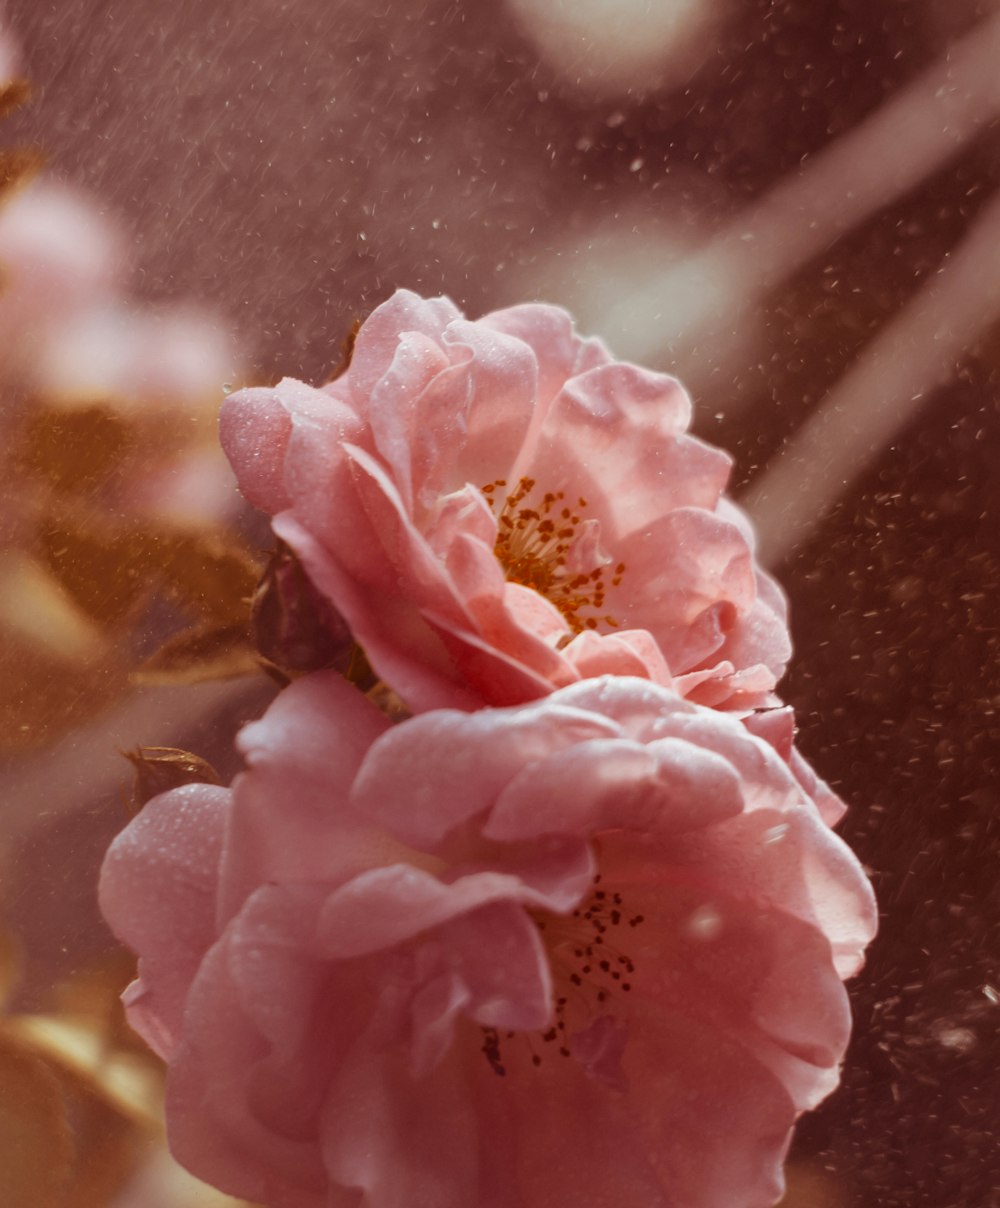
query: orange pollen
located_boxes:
[479,873,644,1078]
[483,476,625,634]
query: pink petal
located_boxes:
[789,744,848,828]
[610,507,756,672]
[483,736,743,842]
[99,784,230,1058]
[647,805,878,978]
[562,628,674,683]
[425,483,497,558]
[742,706,796,762]
[700,585,792,684]
[568,1014,630,1092]
[320,1042,480,1208]
[347,289,461,400]
[527,362,730,540]
[428,615,570,706]
[437,317,540,495]
[365,328,453,510]
[219,671,393,925]
[166,885,338,1205]
[220,378,346,515]
[480,300,612,469]
[351,699,616,850]
[275,513,484,711]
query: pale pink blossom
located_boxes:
[0,175,241,524]
[37,304,234,413]
[0,180,122,384]
[100,673,876,1208]
[221,290,789,711]
[0,26,22,87]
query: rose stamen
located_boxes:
[478,874,643,1077]
[483,476,625,634]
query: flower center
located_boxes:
[482,477,625,634]
[478,873,644,1077]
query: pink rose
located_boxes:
[100,672,875,1208]
[221,290,789,711]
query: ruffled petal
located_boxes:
[164,884,339,1206]
[219,671,394,924]
[99,784,230,1058]
[352,699,617,850]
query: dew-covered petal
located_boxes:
[164,884,346,1207]
[483,735,743,842]
[99,784,230,1059]
[352,699,618,849]
[219,671,395,925]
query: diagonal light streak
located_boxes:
[0,677,264,874]
[601,11,1000,394]
[740,184,1000,567]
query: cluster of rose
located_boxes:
[100,291,877,1208]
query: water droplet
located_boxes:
[686,904,722,940]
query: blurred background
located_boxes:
[1,0,998,1204]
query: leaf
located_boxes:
[0,148,43,197]
[129,529,262,628]
[135,622,260,685]
[122,746,222,811]
[0,629,128,756]
[0,1033,73,1208]
[5,1015,156,1206]
[38,519,153,629]
[0,78,31,118]
[15,405,133,495]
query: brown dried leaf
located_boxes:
[0,633,128,755]
[123,745,222,811]
[0,78,32,118]
[6,1016,156,1205]
[16,404,132,495]
[0,147,42,197]
[38,506,262,634]
[135,621,259,685]
[8,1013,161,1128]
[0,1033,73,1208]
[39,521,152,629]
[129,529,261,628]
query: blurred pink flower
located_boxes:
[0,175,240,524]
[221,290,788,711]
[36,304,234,412]
[0,26,20,84]
[100,672,875,1208]
[0,180,123,385]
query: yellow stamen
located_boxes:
[484,476,624,633]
